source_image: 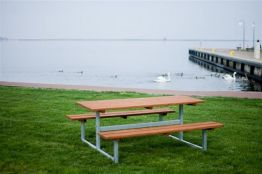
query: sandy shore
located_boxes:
[0,81,262,99]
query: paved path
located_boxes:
[0,81,262,99]
[196,48,262,64]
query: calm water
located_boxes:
[0,40,261,91]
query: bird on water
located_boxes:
[154,73,171,83]
[222,72,237,80]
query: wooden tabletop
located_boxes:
[77,96,203,112]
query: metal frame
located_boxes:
[95,112,101,149]
[179,104,184,140]
[80,120,119,162]
[168,130,207,150]
[78,104,208,163]
[100,120,180,132]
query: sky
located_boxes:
[0,0,261,40]
[0,0,261,74]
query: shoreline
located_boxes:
[0,81,262,99]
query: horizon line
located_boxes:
[0,38,251,42]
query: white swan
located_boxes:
[154,73,171,83]
[222,72,237,80]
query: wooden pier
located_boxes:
[189,48,262,82]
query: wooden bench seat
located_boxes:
[67,108,175,121]
[99,121,223,140]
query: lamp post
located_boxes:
[252,22,256,49]
[238,20,245,50]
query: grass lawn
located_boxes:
[0,86,262,174]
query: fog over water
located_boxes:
[0,0,261,91]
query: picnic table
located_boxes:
[68,95,223,163]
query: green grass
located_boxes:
[0,86,262,174]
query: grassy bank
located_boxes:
[0,86,262,174]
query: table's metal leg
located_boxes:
[202,130,207,151]
[113,140,119,163]
[80,120,97,149]
[179,104,184,140]
[80,112,118,163]
[159,113,164,121]
[96,112,101,149]
[81,120,86,140]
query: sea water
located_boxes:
[0,39,261,91]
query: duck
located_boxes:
[222,72,237,80]
[194,76,205,79]
[154,73,171,83]
[110,75,118,78]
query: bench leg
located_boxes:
[113,140,119,163]
[159,113,164,121]
[179,104,184,140]
[169,129,208,151]
[80,121,117,163]
[80,121,97,149]
[202,130,207,151]
[80,121,86,140]
[96,112,101,149]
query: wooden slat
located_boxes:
[99,122,224,140]
[67,108,175,121]
[77,96,203,112]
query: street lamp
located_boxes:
[252,22,256,49]
[238,20,245,50]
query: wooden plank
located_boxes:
[67,108,175,121]
[99,122,224,140]
[100,122,223,140]
[77,96,203,111]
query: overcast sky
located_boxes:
[1,0,261,40]
[0,0,262,76]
